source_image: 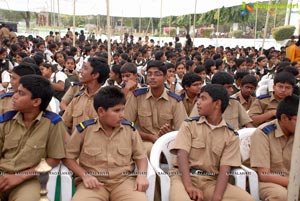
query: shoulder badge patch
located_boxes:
[167,90,182,102]
[184,116,200,122]
[0,92,14,99]
[261,124,276,135]
[0,110,17,123]
[258,94,271,100]
[43,111,62,124]
[132,87,148,97]
[180,92,186,100]
[121,119,136,131]
[76,119,97,133]
[226,123,238,136]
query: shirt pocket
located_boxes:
[138,111,152,129]
[2,139,19,159]
[159,113,173,127]
[72,109,83,127]
[190,140,206,165]
[80,147,102,167]
[211,145,223,166]
[18,142,46,166]
[116,147,132,166]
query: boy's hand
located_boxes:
[185,184,203,201]
[158,124,171,137]
[0,174,25,191]
[125,79,137,91]
[135,175,149,192]
[82,174,104,189]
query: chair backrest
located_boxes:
[150,131,178,172]
[237,128,257,162]
[255,85,268,97]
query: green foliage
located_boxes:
[200,28,214,38]
[271,25,296,41]
[170,29,177,37]
[232,30,243,38]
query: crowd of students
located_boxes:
[0,30,299,201]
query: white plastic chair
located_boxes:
[49,97,61,114]
[144,159,156,201]
[47,163,73,201]
[255,85,268,97]
[237,127,260,201]
[150,131,249,201]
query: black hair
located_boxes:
[17,52,27,58]
[236,57,246,68]
[241,74,258,87]
[215,59,223,69]
[165,62,175,70]
[154,51,164,60]
[200,84,229,113]
[274,72,296,86]
[19,75,54,111]
[93,86,126,111]
[194,65,205,74]
[211,71,234,85]
[32,53,44,66]
[88,56,110,84]
[54,51,67,63]
[182,72,202,88]
[120,62,137,74]
[234,70,250,80]
[146,60,167,75]
[185,60,194,71]
[276,94,299,120]
[12,64,40,76]
[203,59,215,74]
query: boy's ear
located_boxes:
[215,99,222,111]
[97,107,105,117]
[92,72,100,80]
[32,98,42,108]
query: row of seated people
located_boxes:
[0,56,298,200]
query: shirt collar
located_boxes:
[197,116,227,128]
[145,87,169,101]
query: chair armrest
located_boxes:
[146,159,156,201]
[231,167,247,190]
[240,165,260,201]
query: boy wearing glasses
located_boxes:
[124,60,187,156]
[248,72,296,126]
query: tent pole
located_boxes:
[57,0,60,32]
[288,99,300,200]
[216,8,220,47]
[72,0,75,47]
[193,0,197,44]
[106,0,111,66]
[159,0,163,45]
[261,0,272,55]
[254,1,258,48]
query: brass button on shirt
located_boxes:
[0,111,66,173]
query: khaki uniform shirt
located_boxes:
[62,87,99,131]
[189,99,252,130]
[250,119,292,177]
[61,84,83,106]
[0,111,66,173]
[65,118,146,183]
[231,91,256,111]
[124,88,187,135]
[248,93,280,118]
[177,90,196,116]
[0,96,13,114]
[170,116,241,175]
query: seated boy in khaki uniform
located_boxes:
[63,86,149,201]
[250,94,300,201]
[170,84,254,201]
[0,75,66,201]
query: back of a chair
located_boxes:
[255,85,268,97]
[237,128,257,162]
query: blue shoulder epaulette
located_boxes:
[0,110,17,123]
[230,97,238,101]
[226,123,238,135]
[132,87,148,97]
[74,90,84,97]
[43,111,62,124]
[258,94,271,100]
[0,92,14,99]
[121,119,136,131]
[180,92,186,100]
[184,116,200,122]
[76,119,97,133]
[167,90,182,102]
[71,81,83,86]
[261,124,276,135]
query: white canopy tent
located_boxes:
[0,0,268,17]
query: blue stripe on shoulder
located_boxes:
[121,119,136,131]
[258,94,271,100]
[167,90,182,102]
[261,124,276,135]
[0,111,17,123]
[132,87,148,97]
[43,111,62,124]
